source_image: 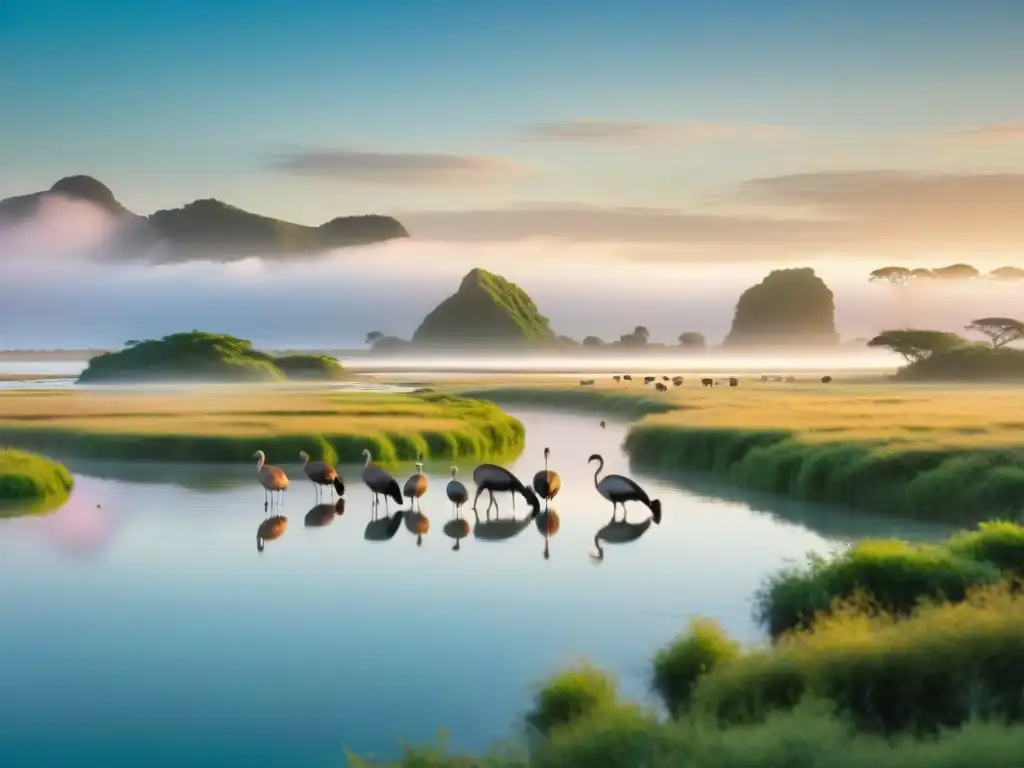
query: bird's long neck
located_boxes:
[544,452,549,470]
[301,455,309,469]
[591,457,603,490]
[256,456,265,472]
[364,453,371,468]
[593,534,603,560]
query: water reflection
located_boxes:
[364,510,404,542]
[591,510,659,563]
[443,518,471,551]
[256,515,288,552]
[403,509,430,546]
[536,509,560,560]
[473,507,538,542]
[304,499,344,527]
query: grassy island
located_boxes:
[353,523,1024,767]
[463,381,1024,524]
[76,331,346,384]
[0,390,523,464]
[0,449,74,515]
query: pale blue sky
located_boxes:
[2,0,1023,228]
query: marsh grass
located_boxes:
[0,391,524,464]
[0,448,73,515]
[464,380,1024,522]
[651,617,743,717]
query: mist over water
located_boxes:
[1,198,1018,350]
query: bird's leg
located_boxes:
[384,496,390,515]
[621,504,628,523]
[472,486,484,511]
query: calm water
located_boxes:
[0,407,951,767]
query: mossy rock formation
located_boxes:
[0,449,74,516]
[76,331,345,384]
[724,267,838,347]
[412,268,556,347]
[0,176,408,261]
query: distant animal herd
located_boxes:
[582,373,833,388]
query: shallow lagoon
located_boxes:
[0,406,951,767]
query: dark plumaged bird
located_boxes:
[299,450,345,501]
[532,446,561,512]
[403,457,429,511]
[361,449,403,512]
[472,463,540,516]
[256,515,287,552]
[587,453,662,523]
[446,467,469,515]
[253,450,288,508]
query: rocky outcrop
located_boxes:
[724,268,839,347]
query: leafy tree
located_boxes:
[869,266,911,285]
[633,326,650,341]
[581,336,604,347]
[990,266,1024,280]
[866,329,964,363]
[619,326,650,347]
[908,267,937,280]
[933,263,979,280]
[364,330,384,346]
[677,332,706,349]
[965,317,1024,348]
[124,339,141,347]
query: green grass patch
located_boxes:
[0,449,74,516]
[0,390,524,465]
[459,387,677,417]
[651,617,743,717]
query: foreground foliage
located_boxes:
[355,582,1024,767]
[0,449,73,514]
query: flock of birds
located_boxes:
[251,446,663,560]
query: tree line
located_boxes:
[869,264,1024,284]
[362,326,709,351]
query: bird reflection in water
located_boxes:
[590,508,660,563]
[403,507,430,546]
[256,515,288,553]
[473,505,539,542]
[364,510,404,542]
[443,517,470,551]
[304,498,344,527]
[535,509,560,560]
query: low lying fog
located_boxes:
[1,197,1019,359]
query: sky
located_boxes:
[1,0,1023,348]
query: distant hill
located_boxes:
[412,268,556,347]
[724,267,839,347]
[0,176,408,261]
[76,331,346,384]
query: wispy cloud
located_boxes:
[401,171,1024,255]
[943,121,1024,143]
[267,147,527,186]
[523,119,794,145]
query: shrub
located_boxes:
[651,618,742,716]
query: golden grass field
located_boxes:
[0,388,525,463]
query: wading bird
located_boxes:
[587,453,662,522]
[253,450,288,509]
[446,467,468,515]
[403,457,429,511]
[472,463,540,517]
[299,451,345,502]
[532,447,561,512]
[361,449,403,512]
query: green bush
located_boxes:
[651,618,742,716]
[946,521,1024,578]
[524,663,621,737]
[755,538,1001,638]
[692,584,1024,733]
[0,449,74,514]
[272,353,346,380]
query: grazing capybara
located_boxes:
[613,375,621,382]
[623,374,633,381]
[655,382,668,392]
[760,375,769,383]
[785,376,796,383]
[821,375,832,384]
[644,376,656,384]
[701,378,713,387]
[672,376,683,387]
[728,377,739,387]
[579,379,595,386]
[662,376,670,381]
